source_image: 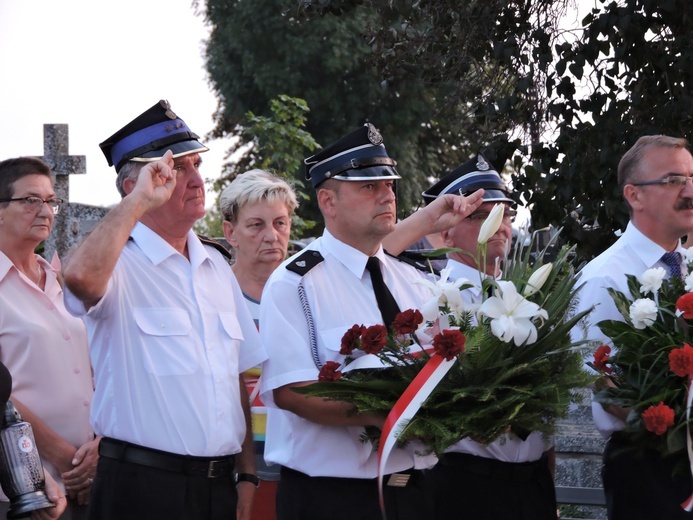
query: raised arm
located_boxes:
[383,190,485,255]
[63,151,176,309]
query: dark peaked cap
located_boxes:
[422,154,514,206]
[99,99,208,172]
[304,123,401,188]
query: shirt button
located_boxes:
[63,332,71,340]
[46,303,55,310]
[83,399,89,406]
[160,324,166,329]
[73,367,81,374]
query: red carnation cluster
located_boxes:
[392,309,424,335]
[361,325,388,354]
[432,329,466,361]
[340,324,365,355]
[641,402,676,436]
[668,343,693,378]
[318,361,342,382]
[593,345,613,374]
[676,293,693,320]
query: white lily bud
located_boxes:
[477,203,505,245]
[523,263,553,296]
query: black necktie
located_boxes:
[366,257,401,328]
[661,251,683,280]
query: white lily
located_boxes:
[477,280,548,346]
[412,267,476,321]
[629,298,658,329]
[477,203,505,245]
[523,263,553,297]
[637,267,666,295]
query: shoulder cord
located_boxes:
[298,281,322,370]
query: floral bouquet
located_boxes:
[590,250,693,462]
[296,205,593,456]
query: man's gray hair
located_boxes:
[115,161,145,198]
[618,135,691,190]
[219,169,298,223]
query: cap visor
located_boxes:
[130,140,209,162]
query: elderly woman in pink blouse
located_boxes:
[0,157,98,519]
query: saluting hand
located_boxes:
[423,189,485,233]
[130,149,176,211]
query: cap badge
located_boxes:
[366,123,384,146]
[476,156,491,171]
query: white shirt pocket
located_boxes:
[134,307,196,375]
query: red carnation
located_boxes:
[676,293,693,319]
[593,345,613,374]
[642,402,676,436]
[432,329,466,361]
[340,324,365,355]
[360,325,388,354]
[318,361,342,382]
[669,343,693,377]
[392,309,424,335]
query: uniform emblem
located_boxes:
[366,123,384,145]
[287,250,324,276]
[476,155,491,171]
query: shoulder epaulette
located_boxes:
[197,235,234,263]
[286,249,324,276]
[385,249,441,277]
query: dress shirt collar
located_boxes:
[130,222,210,269]
[0,251,13,281]
[321,228,387,279]
[0,251,54,285]
[624,221,685,270]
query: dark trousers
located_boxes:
[424,453,557,520]
[602,433,693,520]
[87,440,238,520]
[276,466,432,520]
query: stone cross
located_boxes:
[39,124,86,202]
[38,124,88,261]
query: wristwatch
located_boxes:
[235,473,260,488]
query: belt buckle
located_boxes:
[386,473,410,487]
[206,459,225,478]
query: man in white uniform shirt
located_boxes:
[62,100,266,520]
[572,135,693,520]
[420,154,558,520]
[259,124,483,520]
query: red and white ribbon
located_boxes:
[681,374,693,511]
[376,353,456,517]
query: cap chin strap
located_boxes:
[325,156,397,180]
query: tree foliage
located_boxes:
[194,94,319,239]
[201,0,693,258]
[201,0,532,226]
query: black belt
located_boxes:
[438,452,547,483]
[99,437,235,478]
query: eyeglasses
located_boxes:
[630,175,693,188]
[466,209,517,223]
[0,196,64,215]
